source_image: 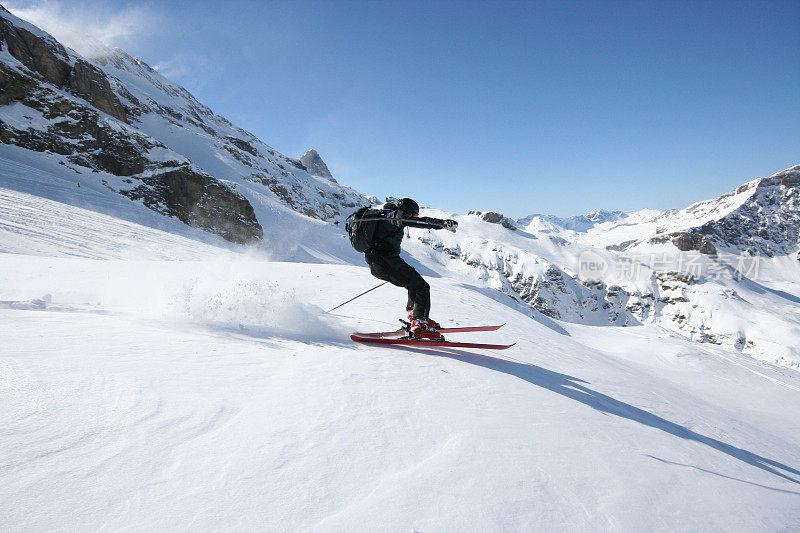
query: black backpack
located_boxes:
[345,206,385,252]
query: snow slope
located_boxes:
[2,188,800,531]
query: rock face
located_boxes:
[0,9,127,122]
[468,210,517,230]
[300,149,335,182]
[689,166,800,256]
[121,166,262,245]
[668,232,717,255]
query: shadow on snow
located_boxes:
[386,343,800,489]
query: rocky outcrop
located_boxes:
[66,59,127,122]
[669,232,717,255]
[121,166,262,245]
[778,166,800,187]
[226,136,261,157]
[0,10,127,122]
[469,210,517,230]
[0,77,152,174]
[0,9,70,84]
[0,60,37,104]
[701,166,800,256]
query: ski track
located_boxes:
[0,187,232,260]
[703,347,800,393]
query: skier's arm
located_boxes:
[405,217,458,232]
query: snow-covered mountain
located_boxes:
[406,166,800,368]
[573,166,800,257]
[0,5,365,260]
[3,8,800,529]
[516,208,642,234]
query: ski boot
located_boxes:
[409,318,445,341]
[407,310,440,329]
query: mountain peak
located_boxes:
[585,209,624,223]
[300,149,335,182]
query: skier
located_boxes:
[361,197,457,339]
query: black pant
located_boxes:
[365,251,431,320]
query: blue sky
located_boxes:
[10,0,799,218]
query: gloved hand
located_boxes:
[441,219,458,232]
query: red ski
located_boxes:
[353,324,504,338]
[350,334,514,350]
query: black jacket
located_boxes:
[369,209,445,255]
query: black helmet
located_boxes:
[397,197,419,217]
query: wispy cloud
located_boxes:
[4,0,161,53]
[3,0,212,88]
[151,52,217,91]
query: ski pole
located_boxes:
[324,282,388,313]
[347,217,444,228]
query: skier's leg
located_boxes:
[368,254,430,320]
[408,280,431,320]
[366,256,395,284]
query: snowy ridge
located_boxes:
[574,166,800,255]
[63,25,368,222]
[517,209,631,234]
